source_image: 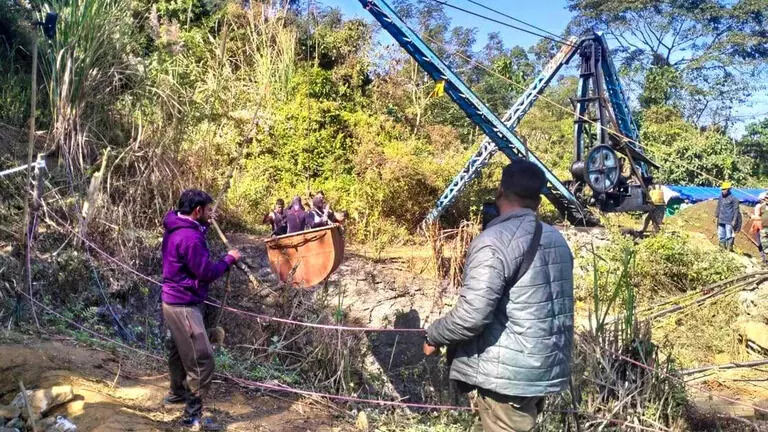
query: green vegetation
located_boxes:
[1,0,766,238]
[576,229,743,302]
[655,294,744,368]
[373,410,474,432]
[0,0,766,430]
[633,231,743,293]
[568,0,768,127]
[641,106,754,186]
[543,237,688,431]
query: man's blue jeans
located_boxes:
[718,223,734,243]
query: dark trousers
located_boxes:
[472,388,544,432]
[456,381,543,432]
[163,303,215,419]
[641,205,665,233]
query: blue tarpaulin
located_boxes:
[664,185,765,206]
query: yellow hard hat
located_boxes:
[721,181,732,190]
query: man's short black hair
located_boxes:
[500,160,546,206]
[176,189,214,215]
[276,198,285,206]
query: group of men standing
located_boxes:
[262,192,338,237]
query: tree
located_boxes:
[0,2,36,128]
[639,65,683,109]
[389,0,453,133]
[640,106,752,185]
[738,118,768,178]
[518,76,579,180]
[567,0,768,126]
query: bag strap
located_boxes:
[511,220,542,286]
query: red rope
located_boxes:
[42,211,768,415]
[12,288,735,430]
[47,212,423,333]
[8,291,679,428]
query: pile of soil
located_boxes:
[668,200,761,257]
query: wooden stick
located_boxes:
[18,380,38,432]
[636,271,768,316]
[643,278,763,322]
[214,271,231,328]
[211,220,275,297]
[739,228,760,248]
[21,36,40,329]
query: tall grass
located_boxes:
[590,243,636,342]
[39,0,136,179]
[541,242,688,431]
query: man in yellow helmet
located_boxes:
[641,178,666,234]
[715,182,741,251]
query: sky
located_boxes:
[320,0,574,49]
[316,0,767,137]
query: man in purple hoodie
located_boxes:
[161,189,240,430]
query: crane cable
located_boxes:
[461,0,569,43]
[413,0,754,186]
[420,33,732,186]
[420,0,577,48]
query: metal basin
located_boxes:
[264,224,345,288]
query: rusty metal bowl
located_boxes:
[264,224,345,288]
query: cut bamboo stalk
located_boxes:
[644,278,764,322]
[636,271,768,316]
[682,358,768,376]
[18,380,38,432]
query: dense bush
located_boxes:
[578,230,743,303]
[632,231,743,293]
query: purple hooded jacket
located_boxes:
[286,197,308,234]
[161,211,236,305]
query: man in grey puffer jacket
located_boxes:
[424,160,574,432]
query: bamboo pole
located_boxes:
[214,271,231,328]
[21,36,40,329]
[636,271,768,317]
[18,380,38,432]
[682,358,768,376]
[210,219,275,297]
[643,277,766,322]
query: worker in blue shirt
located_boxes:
[715,182,741,251]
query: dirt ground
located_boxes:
[223,233,454,406]
[0,332,352,432]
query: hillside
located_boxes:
[2,0,768,430]
[3,220,768,430]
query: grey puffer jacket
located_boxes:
[426,208,574,397]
